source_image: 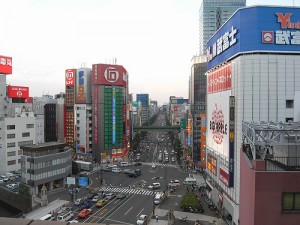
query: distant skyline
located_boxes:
[1,0,299,105]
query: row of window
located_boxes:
[7,124,34,130]
[7,132,30,139]
[7,159,21,165]
[33,157,69,170]
[7,150,22,157]
[31,165,71,181]
[282,193,300,211]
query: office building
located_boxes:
[205,6,300,225]
[199,0,246,55]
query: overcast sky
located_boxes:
[1,0,299,105]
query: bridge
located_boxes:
[133,125,181,132]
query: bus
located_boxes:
[75,161,93,171]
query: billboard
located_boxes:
[207,6,300,70]
[0,55,12,74]
[7,86,29,99]
[75,68,91,104]
[92,64,127,87]
[207,91,230,159]
[65,69,75,87]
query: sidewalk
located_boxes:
[24,199,69,220]
[149,208,227,225]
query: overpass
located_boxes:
[133,125,181,132]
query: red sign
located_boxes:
[7,86,29,98]
[207,63,231,94]
[92,64,127,87]
[220,167,229,187]
[0,55,12,74]
[65,69,75,87]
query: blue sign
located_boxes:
[207,6,300,70]
[78,71,84,85]
[112,87,116,144]
[78,177,88,187]
[202,117,206,127]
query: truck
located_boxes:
[75,161,93,171]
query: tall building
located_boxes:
[205,6,300,225]
[65,69,76,148]
[92,64,129,163]
[199,0,246,55]
[190,55,207,169]
[136,94,149,125]
[74,68,92,154]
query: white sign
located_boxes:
[67,177,76,185]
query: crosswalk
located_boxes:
[142,162,178,168]
[98,187,156,196]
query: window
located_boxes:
[7,151,16,157]
[18,150,22,155]
[26,124,34,128]
[7,134,15,139]
[286,100,294,108]
[7,160,16,166]
[22,132,30,137]
[7,142,16,148]
[7,125,15,130]
[282,193,300,212]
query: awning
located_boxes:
[206,180,214,192]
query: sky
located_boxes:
[1,0,299,105]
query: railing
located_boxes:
[265,157,300,171]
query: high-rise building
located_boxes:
[206,6,300,225]
[92,64,129,163]
[190,55,207,169]
[136,94,149,125]
[199,0,246,55]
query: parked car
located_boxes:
[96,199,108,207]
[136,214,147,225]
[77,208,92,218]
[105,193,116,200]
[92,195,102,202]
[74,198,83,206]
[79,199,92,210]
[116,192,127,199]
[148,182,160,189]
[0,175,9,182]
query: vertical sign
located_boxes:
[94,86,98,144]
[112,87,116,144]
[229,96,235,187]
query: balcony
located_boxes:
[266,157,300,171]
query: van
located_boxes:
[120,162,129,167]
[154,193,164,205]
[57,211,74,222]
[112,167,122,173]
[39,214,54,221]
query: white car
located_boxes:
[137,214,147,225]
[92,195,101,202]
[148,182,160,189]
[74,198,83,206]
[151,164,157,169]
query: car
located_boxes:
[105,192,116,200]
[96,199,108,207]
[87,192,97,199]
[171,157,175,163]
[128,172,137,178]
[92,195,102,202]
[77,208,92,218]
[148,182,160,189]
[135,162,142,166]
[74,198,83,206]
[151,164,157,169]
[69,219,79,223]
[136,214,147,225]
[116,192,127,199]
[56,206,71,215]
[6,183,18,189]
[79,199,92,210]
[0,175,9,182]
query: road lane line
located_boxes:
[136,208,144,217]
[124,206,133,215]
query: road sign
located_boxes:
[78,177,89,187]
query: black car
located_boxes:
[135,162,142,166]
[87,192,97,199]
[128,173,137,178]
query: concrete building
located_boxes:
[190,56,207,168]
[205,6,300,225]
[136,94,149,125]
[20,142,72,195]
[199,0,246,55]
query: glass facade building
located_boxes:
[199,0,246,55]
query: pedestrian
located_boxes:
[156,215,159,222]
